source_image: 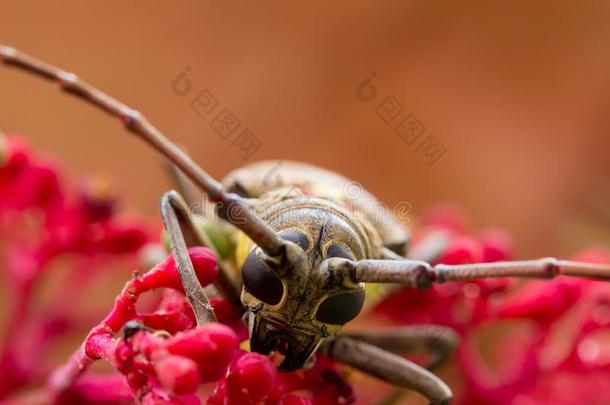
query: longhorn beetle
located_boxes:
[2,46,610,405]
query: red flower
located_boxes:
[3,138,609,405]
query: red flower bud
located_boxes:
[226,353,277,403]
[439,235,483,265]
[166,324,239,382]
[155,355,200,395]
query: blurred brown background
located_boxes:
[2,0,610,258]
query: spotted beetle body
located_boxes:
[217,161,409,370]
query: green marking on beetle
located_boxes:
[200,222,234,259]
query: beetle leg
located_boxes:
[406,230,451,263]
[160,191,245,325]
[161,191,216,324]
[380,231,450,263]
[163,160,244,303]
[342,325,458,370]
[320,336,452,405]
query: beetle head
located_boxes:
[240,203,369,371]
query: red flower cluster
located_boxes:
[2,137,609,405]
[209,349,353,405]
[0,136,152,400]
[0,137,353,405]
[48,247,351,405]
[374,204,610,404]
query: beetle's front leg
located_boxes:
[160,190,244,325]
[160,190,217,324]
[161,164,244,311]
[342,325,459,370]
[320,335,452,405]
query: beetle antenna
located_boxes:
[326,256,610,290]
[0,45,286,259]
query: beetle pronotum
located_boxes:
[2,45,610,404]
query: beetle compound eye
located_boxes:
[315,290,365,325]
[242,250,284,305]
[326,243,355,260]
[278,229,310,250]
